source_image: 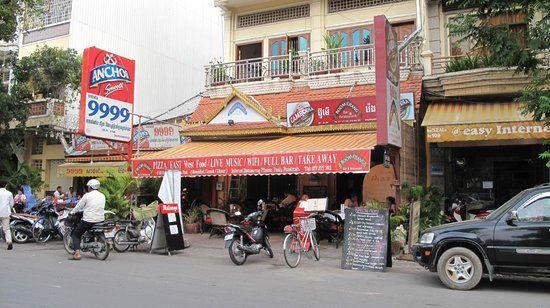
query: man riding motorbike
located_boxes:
[68,179,105,260]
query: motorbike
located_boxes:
[223,200,274,265]
[63,213,114,260]
[446,198,492,223]
[112,218,155,252]
[9,211,36,244]
[31,200,69,243]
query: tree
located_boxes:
[0,46,81,179]
[0,161,44,192]
[446,0,550,164]
[99,172,138,219]
[13,46,81,99]
[0,0,44,42]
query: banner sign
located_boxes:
[133,124,183,149]
[426,121,550,142]
[68,124,183,155]
[286,97,376,128]
[57,164,128,178]
[132,149,371,178]
[375,15,402,147]
[79,47,135,142]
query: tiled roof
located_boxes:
[190,73,423,124]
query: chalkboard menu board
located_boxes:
[341,208,390,272]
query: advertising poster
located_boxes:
[79,47,135,142]
[374,15,402,147]
[286,96,377,128]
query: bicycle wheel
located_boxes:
[311,232,320,261]
[283,233,301,268]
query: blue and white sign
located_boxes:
[83,93,133,142]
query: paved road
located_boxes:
[0,235,548,308]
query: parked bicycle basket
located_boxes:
[300,218,316,232]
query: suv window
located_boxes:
[518,197,550,222]
[487,190,527,220]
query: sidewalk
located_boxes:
[182,232,420,270]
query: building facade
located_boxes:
[420,1,549,209]
[17,0,223,195]
[132,0,426,212]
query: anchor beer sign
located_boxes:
[79,47,135,142]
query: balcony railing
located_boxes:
[205,41,421,87]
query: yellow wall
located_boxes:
[224,0,417,61]
[24,136,69,197]
[19,36,70,58]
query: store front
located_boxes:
[130,74,423,215]
[423,101,550,208]
[57,161,128,196]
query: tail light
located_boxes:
[243,221,251,227]
[205,217,212,224]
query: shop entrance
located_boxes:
[336,173,364,206]
[445,145,548,208]
[242,175,298,212]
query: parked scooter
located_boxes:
[31,199,67,243]
[223,200,274,265]
[10,211,35,244]
[63,213,114,260]
[446,198,492,222]
[112,218,155,252]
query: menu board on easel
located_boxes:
[341,207,390,272]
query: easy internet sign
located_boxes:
[78,47,135,142]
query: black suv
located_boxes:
[413,185,550,290]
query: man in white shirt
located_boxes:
[69,179,105,260]
[53,186,63,199]
[0,180,14,250]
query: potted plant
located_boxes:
[183,208,200,234]
[322,33,344,73]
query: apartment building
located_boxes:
[18,0,223,195]
[133,0,426,209]
[420,1,549,207]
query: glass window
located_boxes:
[298,36,308,51]
[281,40,287,54]
[518,197,550,222]
[363,29,371,44]
[271,42,279,56]
[352,30,361,46]
[339,32,349,46]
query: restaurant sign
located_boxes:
[375,15,402,147]
[79,47,135,142]
[286,97,376,128]
[132,149,371,178]
[57,163,128,178]
[426,121,550,142]
[68,124,183,155]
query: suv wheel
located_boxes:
[437,247,483,290]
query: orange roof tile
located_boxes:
[190,73,423,123]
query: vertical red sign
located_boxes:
[374,15,402,148]
[79,47,135,143]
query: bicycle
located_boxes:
[283,214,320,268]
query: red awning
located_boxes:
[132,133,376,178]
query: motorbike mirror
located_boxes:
[506,210,519,224]
[234,211,242,216]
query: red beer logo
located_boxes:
[289,102,314,127]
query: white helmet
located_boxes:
[87,179,101,190]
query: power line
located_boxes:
[141,92,204,125]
